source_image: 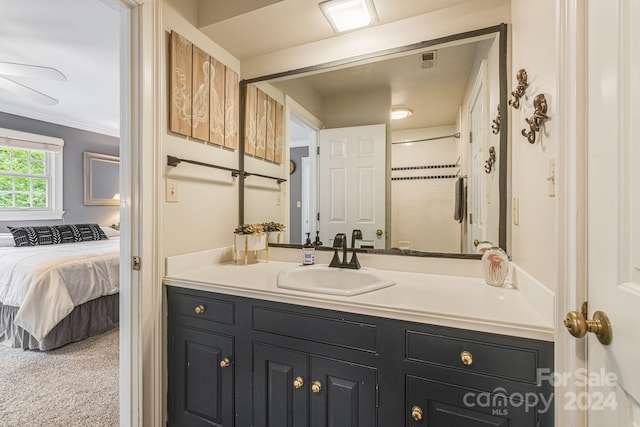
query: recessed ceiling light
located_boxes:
[319,0,379,33]
[391,108,413,120]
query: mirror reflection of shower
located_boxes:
[288,114,318,244]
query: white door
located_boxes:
[467,63,487,252]
[583,0,640,424]
[319,124,386,249]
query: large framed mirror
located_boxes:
[240,24,508,258]
[83,152,120,206]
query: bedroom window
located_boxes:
[0,128,64,221]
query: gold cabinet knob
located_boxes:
[311,381,322,393]
[460,351,473,366]
[293,376,304,389]
[219,357,230,368]
[474,239,480,247]
[411,405,423,422]
[194,305,205,315]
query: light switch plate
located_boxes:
[166,179,178,202]
[512,197,519,225]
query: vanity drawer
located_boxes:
[169,288,235,326]
[252,305,378,353]
[406,330,539,383]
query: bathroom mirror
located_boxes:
[240,24,507,257]
[83,152,120,206]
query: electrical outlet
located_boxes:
[166,179,178,202]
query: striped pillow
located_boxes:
[7,224,108,247]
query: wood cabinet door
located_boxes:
[310,355,377,427]
[406,375,536,427]
[253,343,309,427]
[170,326,234,427]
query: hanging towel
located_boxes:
[453,177,465,223]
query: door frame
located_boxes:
[113,0,162,426]
[555,0,588,425]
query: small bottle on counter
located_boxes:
[302,232,315,265]
[313,230,323,247]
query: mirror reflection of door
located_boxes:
[467,61,488,253]
[288,114,317,244]
[318,124,386,249]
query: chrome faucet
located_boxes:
[329,233,361,269]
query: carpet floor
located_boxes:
[0,329,119,427]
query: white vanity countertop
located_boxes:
[164,255,554,342]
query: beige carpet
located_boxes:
[0,329,119,427]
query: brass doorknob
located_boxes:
[411,405,423,422]
[311,381,322,393]
[474,239,480,247]
[293,376,304,389]
[219,357,230,368]
[376,229,383,236]
[194,305,205,314]
[460,351,473,366]
[564,307,612,345]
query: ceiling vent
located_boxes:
[420,51,437,69]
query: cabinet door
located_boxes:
[406,375,536,427]
[170,326,234,427]
[253,343,309,427]
[310,355,377,427]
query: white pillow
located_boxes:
[100,226,120,238]
[0,233,16,247]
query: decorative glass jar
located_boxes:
[481,246,509,287]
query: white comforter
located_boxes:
[0,238,119,340]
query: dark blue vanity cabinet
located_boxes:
[166,286,554,427]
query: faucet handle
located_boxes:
[332,233,346,248]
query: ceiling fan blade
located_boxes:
[0,61,67,81]
[0,76,59,106]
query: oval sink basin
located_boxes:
[277,265,396,296]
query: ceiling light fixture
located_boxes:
[391,108,413,120]
[320,0,379,33]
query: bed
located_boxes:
[0,225,119,350]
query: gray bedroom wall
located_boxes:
[289,146,308,244]
[0,112,119,233]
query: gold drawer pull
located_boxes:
[293,376,304,389]
[311,381,322,393]
[460,350,473,366]
[194,305,205,315]
[219,357,230,368]
[411,405,423,422]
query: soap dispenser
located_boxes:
[302,232,315,265]
[313,230,323,247]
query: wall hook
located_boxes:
[484,146,496,173]
[521,94,549,144]
[491,104,501,134]
[509,69,528,109]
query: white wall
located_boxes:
[391,125,461,252]
[162,0,241,259]
[509,0,557,289]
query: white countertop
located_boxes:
[163,250,554,342]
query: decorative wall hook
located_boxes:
[484,146,496,173]
[491,104,501,134]
[521,94,549,144]
[509,69,528,109]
